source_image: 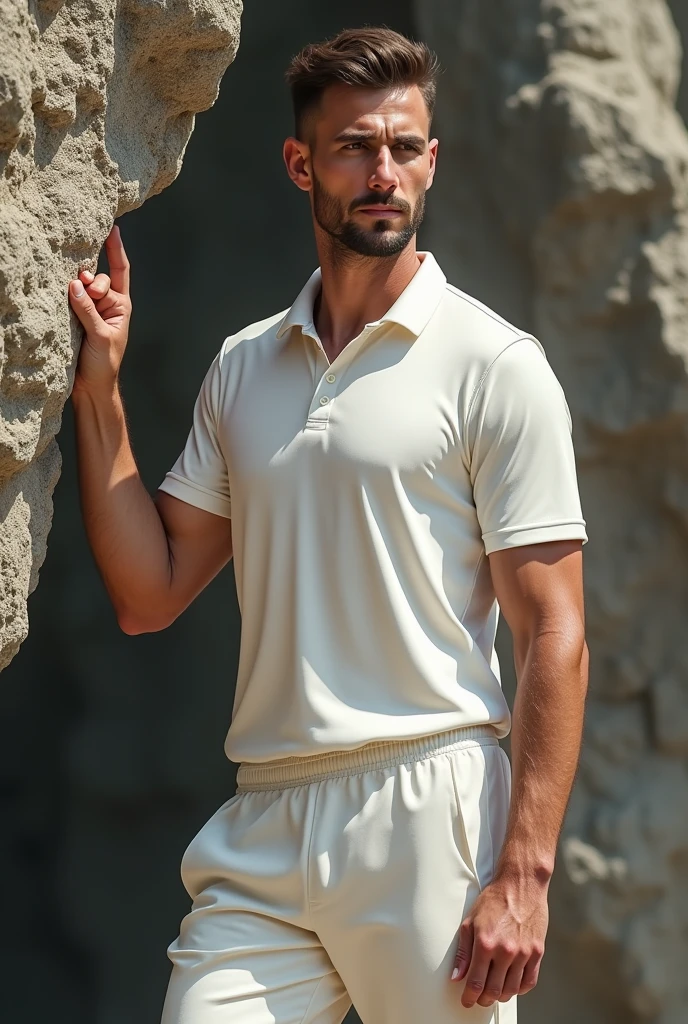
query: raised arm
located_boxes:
[69,225,233,635]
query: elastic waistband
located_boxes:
[235,725,498,792]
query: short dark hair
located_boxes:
[285,27,440,140]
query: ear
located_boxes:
[425,137,439,191]
[283,137,312,192]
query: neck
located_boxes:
[313,235,422,361]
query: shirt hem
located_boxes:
[483,520,588,555]
[158,474,232,519]
[235,724,500,791]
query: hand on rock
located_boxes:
[69,223,132,397]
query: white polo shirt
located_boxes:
[159,252,587,764]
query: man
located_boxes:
[68,26,588,1024]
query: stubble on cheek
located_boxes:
[312,174,426,258]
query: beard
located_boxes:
[312,175,426,259]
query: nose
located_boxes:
[367,146,399,192]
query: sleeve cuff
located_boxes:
[158,473,232,519]
[482,520,588,555]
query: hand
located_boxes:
[451,873,548,1008]
[69,223,132,396]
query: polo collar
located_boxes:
[275,251,447,341]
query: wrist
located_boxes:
[494,849,555,887]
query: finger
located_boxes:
[104,223,130,295]
[85,272,112,299]
[451,919,473,982]
[477,955,512,1008]
[79,269,95,283]
[461,944,492,1009]
[69,278,105,335]
[499,955,529,1002]
[519,951,542,994]
[94,288,121,315]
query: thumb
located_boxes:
[451,919,473,982]
[69,279,105,336]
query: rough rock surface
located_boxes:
[416,1,688,1020]
[0,0,242,670]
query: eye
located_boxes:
[396,143,419,152]
[342,142,365,150]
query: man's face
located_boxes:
[285,84,438,258]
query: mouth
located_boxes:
[356,207,404,218]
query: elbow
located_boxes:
[117,616,151,635]
[116,605,176,635]
[513,620,587,676]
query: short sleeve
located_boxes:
[466,336,587,555]
[158,352,232,518]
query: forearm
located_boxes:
[495,627,589,883]
[72,383,173,630]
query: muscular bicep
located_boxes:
[488,540,585,654]
[155,490,233,621]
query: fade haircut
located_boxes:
[285,27,440,141]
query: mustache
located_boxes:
[348,192,412,215]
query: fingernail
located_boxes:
[451,968,460,981]
[72,280,84,297]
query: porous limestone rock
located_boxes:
[0,0,242,670]
[416,1,688,1020]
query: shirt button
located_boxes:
[319,396,330,406]
[326,373,336,383]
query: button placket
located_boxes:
[304,324,376,428]
[309,366,337,423]
[308,355,345,423]
[301,324,331,426]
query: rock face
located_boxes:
[416,1,688,1020]
[0,0,242,671]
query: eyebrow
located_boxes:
[333,130,426,148]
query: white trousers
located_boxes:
[161,726,516,1024]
